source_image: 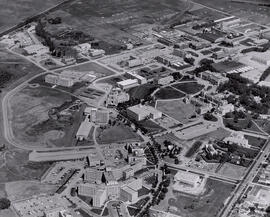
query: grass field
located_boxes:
[155,87,186,100]
[156,99,195,123]
[96,124,143,144]
[136,120,165,134]
[9,86,81,148]
[172,82,204,95]
[217,163,246,179]
[167,178,235,217]
[128,83,158,100]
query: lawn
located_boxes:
[128,83,158,100]
[155,87,186,100]
[185,141,202,158]
[167,178,235,217]
[172,82,204,95]
[96,124,143,144]
[217,163,246,180]
[156,99,195,123]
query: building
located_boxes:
[93,188,107,207]
[174,171,201,188]
[106,88,130,106]
[223,133,250,148]
[76,118,92,141]
[251,52,270,66]
[45,74,58,85]
[201,71,229,86]
[157,75,174,85]
[127,58,143,68]
[62,56,76,65]
[24,44,49,55]
[123,168,134,180]
[127,104,162,121]
[120,178,142,203]
[89,49,105,57]
[57,77,74,87]
[117,79,139,90]
[126,71,147,84]
[172,48,187,58]
[78,183,107,207]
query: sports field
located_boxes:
[156,99,196,124]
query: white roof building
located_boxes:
[117,79,139,90]
[174,171,201,188]
[127,104,162,121]
[223,132,250,148]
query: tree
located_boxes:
[0,198,10,210]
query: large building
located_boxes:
[76,118,92,141]
[106,88,130,106]
[174,171,201,188]
[223,132,250,148]
[117,79,139,90]
[120,178,142,203]
[127,104,162,121]
[126,71,147,85]
[201,71,229,86]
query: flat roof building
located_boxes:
[174,171,201,188]
[117,79,139,90]
[76,118,92,141]
[127,104,162,121]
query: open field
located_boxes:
[0,0,63,32]
[195,128,231,141]
[0,48,43,90]
[165,178,235,217]
[96,124,143,144]
[156,99,196,123]
[155,87,186,100]
[172,82,204,95]
[136,120,165,134]
[8,86,82,148]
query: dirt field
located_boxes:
[0,0,63,32]
[156,99,196,123]
[8,86,79,148]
